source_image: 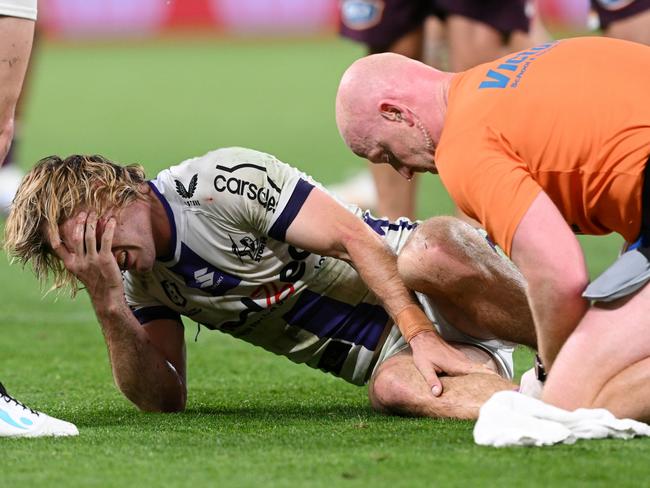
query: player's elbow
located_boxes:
[531,266,589,301]
[128,389,187,413]
[117,378,187,413]
[336,219,374,263]
[562,273,591,299]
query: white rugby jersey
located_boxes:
[124,147,417,385]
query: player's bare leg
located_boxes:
[369,345,515,419]
[369,164,417,220]
[604,9,650,46]
[422,15,448,69]
[543,285,650,422]
[397,216,536,348]
[594,356,650,421]
[509,8,550,52]
[445,15,503,71]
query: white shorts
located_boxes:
[371,292,515,380]
[0,0,37,20]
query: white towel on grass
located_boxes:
[474,390,650,447]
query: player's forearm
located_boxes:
[343,228,437,339]
[284,189,437,340]
[92,298,186,412]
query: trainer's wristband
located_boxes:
[396,304,435,343]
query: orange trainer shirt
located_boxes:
[435,37,650,255]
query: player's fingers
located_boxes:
[429,373,443,397]
[45,224,68,259]
[417,362,443,397]
[475,361,498,374]
[100,217,116,254]
[71,212,87,255]
[45,222,61,247]
[85,212,99,256]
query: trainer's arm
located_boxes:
[510,191,590,368]
[50,212,187,412]
[0,16,34,165]
[285,188,494,394]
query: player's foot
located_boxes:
[0,383,79,437]
[327,169,378,211]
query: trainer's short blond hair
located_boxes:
[4,154,146,295]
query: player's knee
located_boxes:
[369,363,417,415]
[398,216,473,289]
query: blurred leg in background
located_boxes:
[0,26,40,216]
[0,8,78,437]
[592,0,650,45]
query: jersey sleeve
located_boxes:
[195,147,317,242]
[438,130,542,255]
[123,272,182,325]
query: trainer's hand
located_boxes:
[48,211,124,301]
[409,331,497,396]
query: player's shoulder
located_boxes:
[209,147,282,170]
[171,147,287,175]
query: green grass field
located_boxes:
[1,36,642,487]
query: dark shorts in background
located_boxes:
[436,0,530,35]
[592,0,650,29]
[339,0,529,50]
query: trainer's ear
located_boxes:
[378,101,414,125]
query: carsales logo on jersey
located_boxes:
[214,175,278,212]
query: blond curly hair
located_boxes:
[4,154,147,295]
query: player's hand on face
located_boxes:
[48,211,124,298]
[409,330,498,397]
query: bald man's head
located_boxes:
[336,53,417,155]
[335,53,453,177]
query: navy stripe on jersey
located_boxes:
[168,243,242,296]
[148,181,177,262]
[362,211,417,236]
[282,289,388,351]
[132,305,181,325]
[316,341,353,375]
[268,178,315,241]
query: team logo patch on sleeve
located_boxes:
[340,0,384,30]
